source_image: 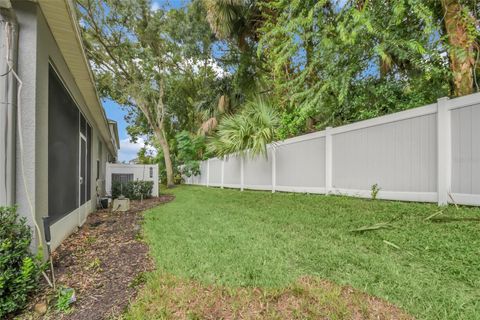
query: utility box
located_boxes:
[112,198,130,212]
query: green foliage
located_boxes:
[174,131,206,178]
[257,0,452,136]
[81,0,480,175]
[55,287,75,313]
[0,206,42,317]
[140,186,480,319]
[207,97,279,157]
[371,183,380,200]
[111,181,154,200]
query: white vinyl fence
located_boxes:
[185,93,480,206]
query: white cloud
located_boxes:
[182,58,229,79]
[118,136,157,162]
[151,1,160,11]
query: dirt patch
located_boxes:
[20,195,174,320]
[129,274,413,320]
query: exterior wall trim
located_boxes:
[331,189,438,203]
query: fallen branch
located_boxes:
[383,240,400,249]
[448,193,459,210]
[350,222,393,232]
[424,210,444,221]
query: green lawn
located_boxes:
[127,186,480,319]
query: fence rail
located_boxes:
[185,93,480,206]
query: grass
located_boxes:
[125,186,480,319]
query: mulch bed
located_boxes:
[20,195,174,320]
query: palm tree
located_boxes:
[207,97,279,157]
[202,0,260,51]
[440,0,478,96]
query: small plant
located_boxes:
[129,272,147,288]
[0,206,43,318]
[85,236,97,245]
[88,257,102,271]
[135,230,144,242]
[371,184,380,200]
[55,286,76,313]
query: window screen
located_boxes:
[96,160,100,180]
[48,66,79,222]
[112,174,134,184]
[80,138,86,205]
[86,124,92,201]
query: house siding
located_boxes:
[13,2,114,252]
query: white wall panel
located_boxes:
[244,150,272,189]
[332,114,437,192]
[276,137,326,188]
[224,155,242,187]
[208,158,222,186]
[199,161,208,185]
[451,104,480,195]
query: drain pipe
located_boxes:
[0,1,17,207]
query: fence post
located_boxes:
[325,127,333,195]
[437,97,451,206]
[206,159,210,187]
[221,157,225,189]
[271,146,276,193]
[240,154,244,191]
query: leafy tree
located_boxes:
[77,0,178,186]
[203,0,262,52]
[175,131,207,177]
[439,0,479,96]
[77,0,223,186]
[256,0,456,136]
[79,0,479,164]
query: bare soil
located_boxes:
[18,195,174,320]
[129,273,413,319]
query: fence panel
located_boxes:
[208,158,222,186]
[332,114,437,193]
[199,161,208,185]
[244,149,273,190]
[275,136,326,193]
[224,155,242,188]
[450,102,480,205]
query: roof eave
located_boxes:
[37,0,117,157]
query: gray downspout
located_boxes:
[0,1,17,207]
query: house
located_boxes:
[0,0,119,252]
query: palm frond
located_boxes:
[207,97,279,157]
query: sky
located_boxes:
[103,0,188,162]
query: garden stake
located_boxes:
[43,217,56,289]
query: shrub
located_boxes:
[112,181,154,200]
[371,183,380,200]
[0,206,42,317]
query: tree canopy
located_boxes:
[77,0,480,184]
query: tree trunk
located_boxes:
[442,0,476,96]
[154,128,175,188]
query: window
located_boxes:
[96,160,100,180]
[112,174,134,184]
[86,123,92,201]
[48,66,79,221]
[149,167,153,178]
